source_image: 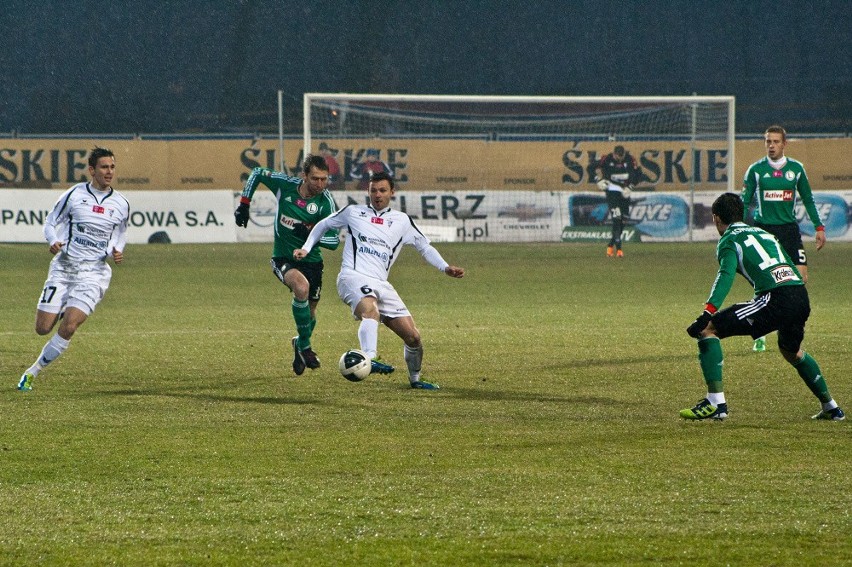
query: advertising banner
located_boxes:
[3,189,851,244]
[562,191,852,243]
[0,190,235,244]
[2,137,849,192]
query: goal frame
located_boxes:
[299,93,736,193]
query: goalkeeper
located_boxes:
[589,145,642,257]
[234,155,340,376]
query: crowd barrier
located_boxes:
[2,190,850,244]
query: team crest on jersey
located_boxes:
[785,171,796,181]
[306,203,318,214]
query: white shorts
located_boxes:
[37,254,112,316]
[336,269,410,319]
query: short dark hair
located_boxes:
[765,125,787,141]
[614,145,625,156]
[302,154,329,175]
[88,147,114,168]
[369,170,394,190]
[711,192,744,225]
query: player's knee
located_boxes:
[35,323,53,336]
[58,321,81,339]
[780,349,803,365]
[35,314,57,335]
[356,301,380,321]
[401,328,421,348]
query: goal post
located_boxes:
[299,93,735,242]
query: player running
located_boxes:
[235,155,339,376]
[681,192,843,421]
[18,147,130,391]
[294,172,465,390]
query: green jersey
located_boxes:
[240,167,339,261]
[741,156,823,228]
[705,222,803,311]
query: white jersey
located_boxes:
[44,182,130,262]
[303,204,449,281]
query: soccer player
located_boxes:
[589,145,641,257]
[293,172,465,390]
[234,155,340,375]
[681,192,844,421]
[18,147,130,391]
[742,125,825,352]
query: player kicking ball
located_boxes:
[681,192,843,421]
[294,172,465,390]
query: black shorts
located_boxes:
[271,258,324,302]
[756,222,806,266]
[711,285,810,352]
[605,190,630,219]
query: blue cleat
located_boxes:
[370,359,395,375]
[411,380,440,390]
[17,372,34,392]
[812,407,845,421]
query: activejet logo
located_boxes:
[764,190,794,201]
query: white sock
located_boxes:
[31,334,71,376]
[822,399,838,411]
[404,344,423,382]
[358,318,380,359]
[707,392,726,406]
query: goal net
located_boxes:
[301,94,735,242]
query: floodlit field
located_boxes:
[1,241,849,566]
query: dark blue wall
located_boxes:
[2,0,849,134]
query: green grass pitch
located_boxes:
[1,241,849,565]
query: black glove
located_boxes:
[234,203,250,228]
[686,310,713,338]
[292,222,311,240]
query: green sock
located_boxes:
[292,298,312,350]
[793,353,831,403]
[698,337,724,393]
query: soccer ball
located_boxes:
[338,349,371,382]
